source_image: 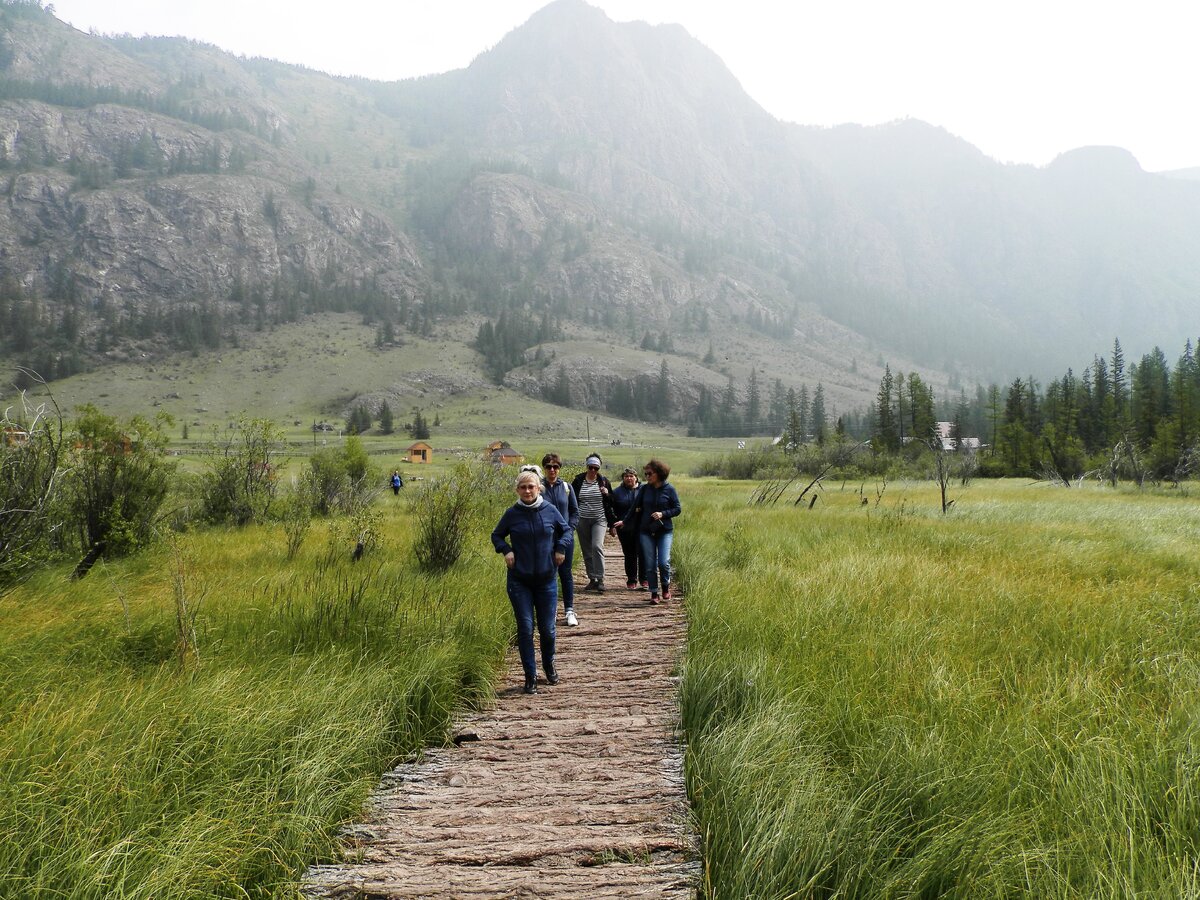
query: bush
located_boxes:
[66,405,175,558]
[197,418,284,525]
[306,436,378,516]
[411,463,509,573]
[0,393,64,586]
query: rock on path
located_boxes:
[304,549,696,898]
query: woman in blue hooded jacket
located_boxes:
[492,468,571,694]
[620,457,680,604]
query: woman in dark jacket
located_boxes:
[608,466,646,590]
[492,469,571,694]
[540,452,580,626]
[571,453,616,596]
[622,457,681,605]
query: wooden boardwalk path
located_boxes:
[304,548,696,898]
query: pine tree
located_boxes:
[379,401,394,435]
[746,368,761,434]
[656,360,671,415]
[1111,338,1129,433]
[798,385,810,445]
[409,408,430,440]
[784,388,802,451]
[811,383,828,444]
[874,366,899,452]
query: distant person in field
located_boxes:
[390,470,403,495]
[491,468,570,695]
[541,452,580,626]
[609,467,647,590]
[571,454,615,594]
[624,458,680,604]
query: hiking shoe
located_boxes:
[523,679,537,695]
[545,666,560,685]
[594,582,606,593]
[639,582,649,591]
[662,588,671,601]
[565,609,579,627]
[649,593,661,605]
[627,581,638,590]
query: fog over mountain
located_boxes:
[2,0,1198,415]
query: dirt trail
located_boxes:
[304,548,696,898]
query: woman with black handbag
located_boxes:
[609,467,646,590]
[619,458,680,605]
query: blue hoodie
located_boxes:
[541,477,579,531]
[492,500,572,585]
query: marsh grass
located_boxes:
[677,479,1200,898]
[0,490,512,898]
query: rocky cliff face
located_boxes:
[0,4,426,343]
[0,101,423,305]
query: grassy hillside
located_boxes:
[3,313,774,470]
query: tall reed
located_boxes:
[677,479,1200,898]
[0,489,512,898]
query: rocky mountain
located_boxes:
[2,0,1198,423]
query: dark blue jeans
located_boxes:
[507,573,558,682]
[638,530,674,595]
[556,541,575,610]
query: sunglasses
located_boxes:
[587,465,599,470]
[545,464,560,470]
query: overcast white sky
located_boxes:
[46,0,1199,172]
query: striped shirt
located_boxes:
[577,478,605,521]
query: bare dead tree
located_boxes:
[929,440,955,512]
[1105,436,1151,489]
[1166,444,1200,492]
[0,371,65,588]
[750,476,797,506]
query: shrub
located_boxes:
[0,392,64,586]
[197,417,284,525]
[306,436,378,516]
[281,479,313,560]
[411,462,509,573]
[66,405,175,558]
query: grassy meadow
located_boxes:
[0,488,515,899]
[675,478,1200,898]
[8,445,1200,899]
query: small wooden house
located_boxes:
[489,447,525,467]
[406,441,434,464]
[483,439,511,459]
[2,426,29,446]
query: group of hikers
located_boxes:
[490,452,682,695]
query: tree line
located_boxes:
[866,338,1200,484]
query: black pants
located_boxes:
[617,527,644,584]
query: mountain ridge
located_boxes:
[2,0,1198,427]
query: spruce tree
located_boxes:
[811,383,828,444]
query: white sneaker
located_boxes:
[565,609,579,627]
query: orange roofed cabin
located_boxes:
[406,441,433,464]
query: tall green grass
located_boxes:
[677,479,1200,898]
[0,492,513,898]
